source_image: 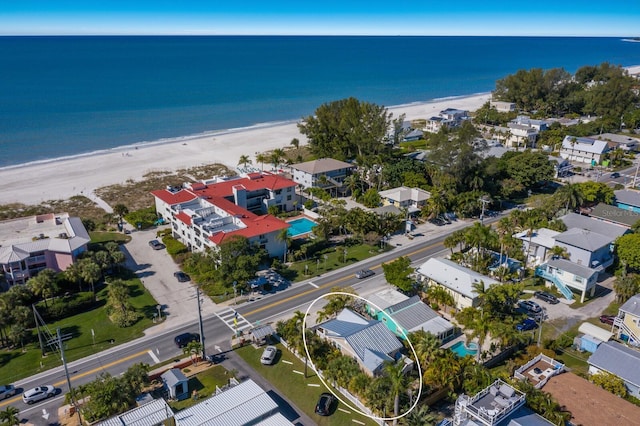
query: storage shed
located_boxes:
[161,368,189,401]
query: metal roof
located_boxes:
[578,322,613,342]
[546,258,598,280]
[95,398,173,426]
[620,294,640,316]
[250,324,275,340]
[561,135,609,154]
[514,228,559,249]
[417,257,499,299]
[174,379,281,426]
[254,412,295,426]
[317,309,372,337]
[588,341,640,387]
[345,322,403,364]
[386,296,439,331]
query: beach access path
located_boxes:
[0,93,491,206]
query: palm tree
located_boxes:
[183,341,203,365]
[421,193,447,221]
[383,360,408,426]
[401,404,435,426]
[80,259,102,301]
[255,153,267,171]
[0,406,20,426]
[555,183,583,212]
[547,245,569,261]
[613,272,639,304]
[409,330,442,370]
[238,154,252,169]
[26,269,58,308]
[270,148,285,170]
[113,203,129,228]
[290,138,300,150]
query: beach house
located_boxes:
[424,108,469,133]
[313,309,404,376]
[559,135,610,165]
[365,289,455,342]
[490,124,538,149]
[152,172,295,259]
[588,341,640,398]
[613,294,640,347]
[378,186,431,213]
[0,213,90,286]
[416,257,500,311]
[489,101,516,113]
[289,158,355,195]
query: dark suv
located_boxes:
[174,332,200,348]
[315,392,336,416]
[534,291,559,304]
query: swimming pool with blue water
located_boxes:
[287,217,317,237]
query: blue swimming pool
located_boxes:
[450,341,479,358]
[287,217,317,237]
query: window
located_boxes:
[573,275,582,283]
[287,195,292,201]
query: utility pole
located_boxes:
[632,159,640,189]
[196,286,206,362]
[33,304,45,357]
[59,328,83,425]
[479,196,490,224]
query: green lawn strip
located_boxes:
[169,365,229,411]
[236,343,377,426]
[0,276,159,383]
[89,231,132,245]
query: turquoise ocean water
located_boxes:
[0,36,638,168]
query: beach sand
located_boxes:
[0,93,492,206]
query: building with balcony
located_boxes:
[289,158,354,195]
[535,258,598,302]
[424,108,469,133]
[513,354,565,389]
[378,186,431,214]
[152,172,294,259]
[613,294,640,347]
[0,213,90,287]
[559,135,610,165]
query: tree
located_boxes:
[26,268,58,308]
[80,258,102,301]
[107,279,138,327]
[276,228,292,263]
[554,183,583,212]
[504,151,554,188]
[382,257,414,292]
[298,97,392,160]
[616,233,640,273]
[255,153,267,171]
[290,138,300,150]
[270,148,286,170]
[401,404,435,426]
[421,193,447,221]
[613,272,639,304]
[316,287,356,323]
[382,360,408,426]
[237,154,252,169]
[214,235,265,289]
[113,204,129,227]
[361,188,381,208]
[183,340,203,365]
[0,406,20,426]
[408,330,442,370]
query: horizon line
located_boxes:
[0,33,635,38]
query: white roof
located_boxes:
[95,398,173,426]
[417,257,499,299]
[578,322,613,342]
[378,186,431,203]
[367,288,409,311]
[175,380,283,426]
[561,136,609,155]
[514,228,559,249]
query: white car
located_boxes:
[0,384,16,400]
[22,385,56,404]
[260,346,277,365]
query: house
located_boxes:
[152,172,295,259]
[593,132,639,151]
[289,158,355,194]
[513,228,560,266]
[161,368,189,400]
[366,289,455,342]
[613,294,640,346]
[94,398,174,426]
[424,108,469,133]
[378,186,431,214]
[543,372,640,426]
[548,156,572,178]
[535,258,598,302]
[511,115,549,132]
[615,189,640,214]
[574,322,613,353]
[588,341,640,398]
[0,213,90,287]
[513,353,565,389]
[588,203,640,228]
[314,309,404,376]
[402,129,424,142]
[559,135,610,165]
[490,101,516,113]
[452,379,554,426]
[416,258,500,311]
[560,212,629,240]
[490,124,537,149]
[553,227,615,270]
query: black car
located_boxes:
[611,172,620,179]
[148,239,164,250]
[315,392,336,416]
[534,291,559,304]
[174,332,200,348]
[174,271,190,282]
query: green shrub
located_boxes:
[41,292,96,322]
[161,235,188,257]
[124,207,157,229]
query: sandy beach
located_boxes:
[0,93,492,207]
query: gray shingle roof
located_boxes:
[589,203,640,228]
[559,212,628,239]
[554,228,614,251]
[290,158,353,175]
[620,294,640,317]
[161,369,187,388]
[615,189,640,208]
[588,341,640,387]
[547,258,598,280]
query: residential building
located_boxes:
[452,379,554,426]
[424,108,469,133]
[490,124,537,149]
[553,227,615,270]
[378,186,431,214]
[490,101,516,113]
[615,189,640,214]
[588,202,640,228]
[574,322,613,353]
[417,258,500,311]
[402,129,424,142]
[289,158,354,194]
[535,258,598,302]
[560,212,629,240]
[543,372,640,426]
[313,309,404,376]
[152,172,294,259]
[95,398,174,426]
[366,289,455,342]
[548,156,572,178]
[588,341,640,398]
[513,228,560,266]
[593,132,639,151]
[613,294,640,347]
[0,213,90,287]
[511,115,549,132]
[559,135,610,165]
[513,353,565,389]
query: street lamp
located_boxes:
[156,304,162,320]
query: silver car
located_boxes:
[0,384,16,400]
[22,385,56,404]
[260,346,277,365]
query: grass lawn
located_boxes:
[0,274,159,383]
[236,343,378,426]
[89,231,132,245]
[168,365,230,411]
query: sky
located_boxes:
[1,1,639,37]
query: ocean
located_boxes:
[0,36,638,168]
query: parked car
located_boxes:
[599,315,616,325]
[315,392,336,416]
[260,346,277,365]
[148,239,164,250]
[534,291,559,304]
[518,300,543,315]
[174,332,200,348]
[611,172,620,179]
[516,318,539,332]
[0,384,16,400]
[355,269,375,279]
[174,271,190,282]
[22,385,56,404]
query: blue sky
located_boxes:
[1,1,639,36]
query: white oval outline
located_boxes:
[302,291,423,421]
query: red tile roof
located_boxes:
[175,211,192,226]
[208,214,289,245]
[188,172,295,198]
[151,189,198,205]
